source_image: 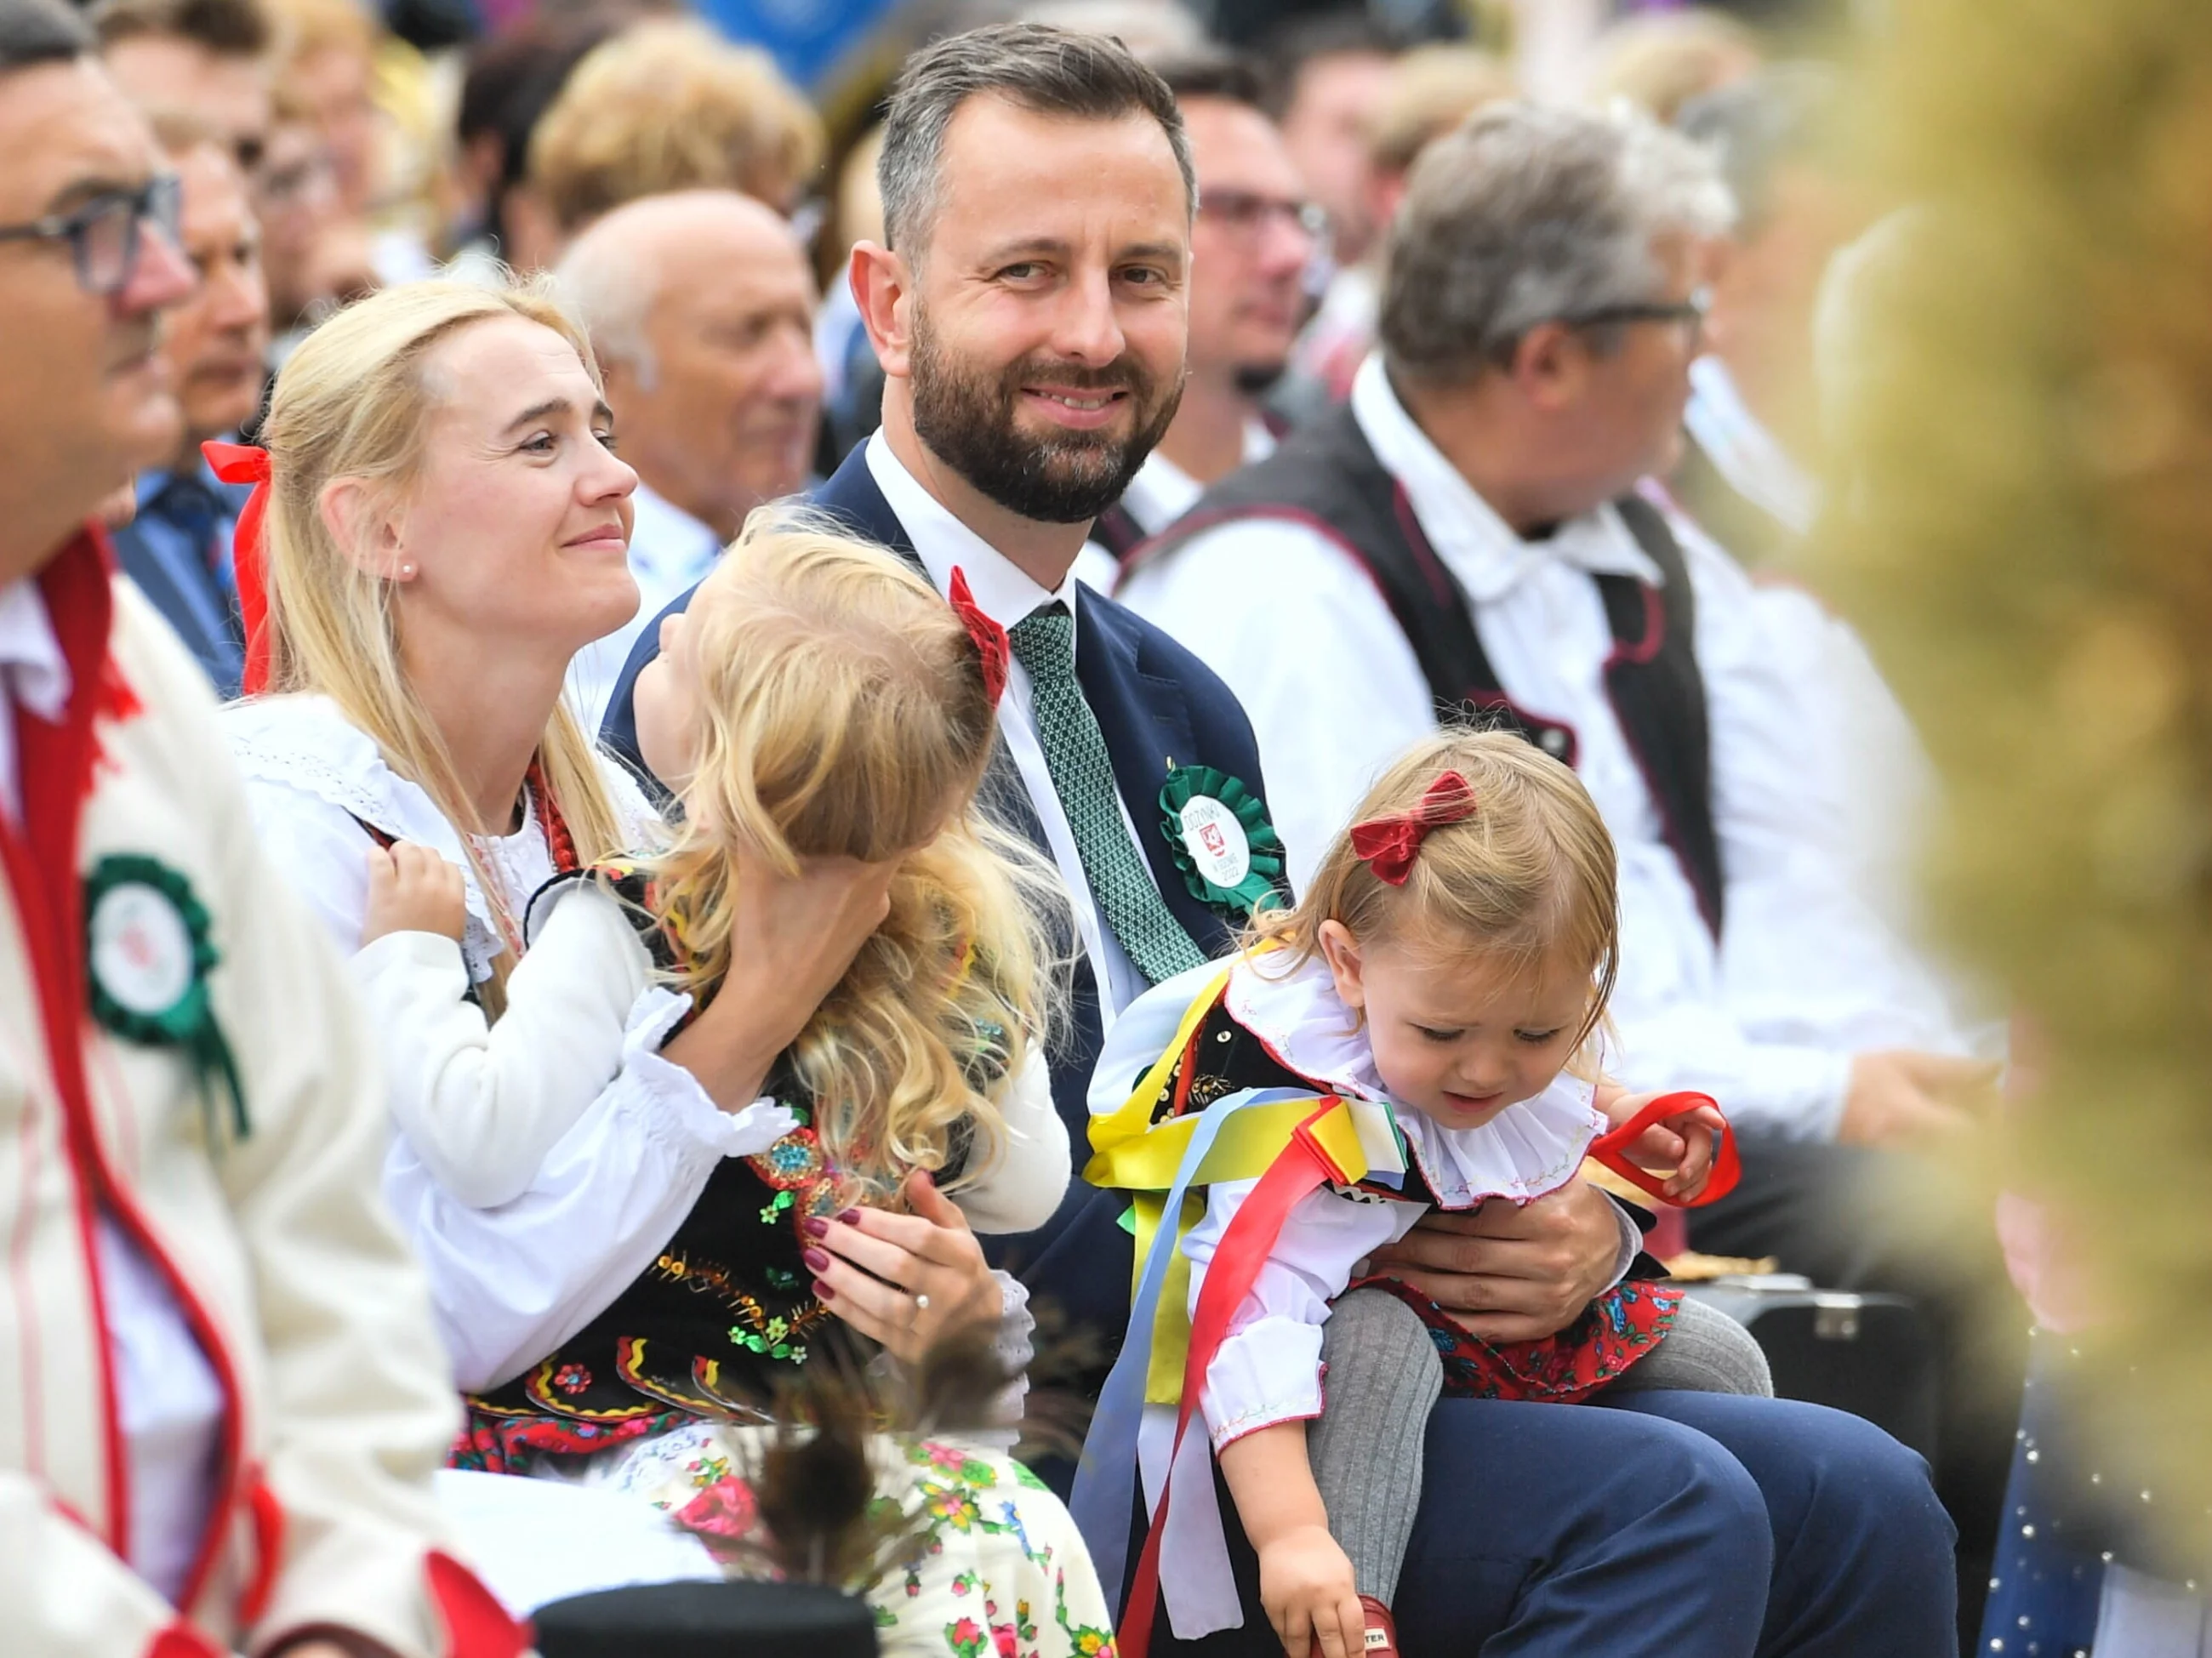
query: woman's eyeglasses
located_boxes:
[0,174,183,297]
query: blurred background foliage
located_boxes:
[1817,0,2212,1554]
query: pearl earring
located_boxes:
[397,561,415,578]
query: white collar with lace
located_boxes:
[223,692,660,977]
[1223,951,1604,1209]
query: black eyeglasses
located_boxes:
[0,174,183,297]
[1560,287,1711,339]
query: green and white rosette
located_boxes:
[1157,764,1285,920]
[84,854,248,1145]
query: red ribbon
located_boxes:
[1586,1090,1741,1207]
[202,440,272,695]
[1348,769,1478,886]
[947,567,1009,706]
[1119,1101,1354,1658]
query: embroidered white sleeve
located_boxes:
[1182,1179,1413,1450]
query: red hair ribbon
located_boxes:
[948,566,1009,705]
[202,440,272,695]
[1348,769,1478,886]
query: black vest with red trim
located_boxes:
[1132,402,1726,938]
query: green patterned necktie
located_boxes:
[1007,605,1207,986]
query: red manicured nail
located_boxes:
[802,1216,829,1238]
[837,1208,862,1225]
[812,1279,835,1300]
[802,1247,830,1272]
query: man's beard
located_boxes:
[909,307,1183,524]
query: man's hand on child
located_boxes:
[1257,1524,1366,1658]
[361,842,465,945]
[1369,1181,1622,1342]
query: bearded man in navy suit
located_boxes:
[599,24,1956,1656]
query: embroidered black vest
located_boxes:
[1132,401,1726,938]
[468,867,973,1429]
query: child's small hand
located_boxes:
[1599,1087,1729,1203]
[1257,1524,1365,1658]
[362,841,466,945]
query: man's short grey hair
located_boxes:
[877,21,1194,262]
[553,223,661,388]
[1381,102,1736,387]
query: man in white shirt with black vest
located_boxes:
[1120,100,2015,1616]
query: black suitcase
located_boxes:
[1683,1279,1941,1461]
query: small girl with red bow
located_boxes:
[1082,729,1748,1658]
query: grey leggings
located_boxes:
[1307,1289,1771,1600]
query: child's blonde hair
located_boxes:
[255,280,632,1004]
[1252,729,1621,1056]
[650,512,1064,1201]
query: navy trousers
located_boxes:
[1136,1392,1957,1657]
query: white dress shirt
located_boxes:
[1119,355,1967,1140]
[1684,354,1821,537]
[0,580,224,1603]
[565,481,727,732]
[865,432,1166,1028]
[1072,419,1277,595]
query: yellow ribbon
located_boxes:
[1086,960,1371,1402]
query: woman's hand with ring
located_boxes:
[805,1170,1003,1362]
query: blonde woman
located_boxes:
[223,277,921,1371]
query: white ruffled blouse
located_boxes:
[1088,953,1606,1641]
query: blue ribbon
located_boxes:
[1069,1086,1317,1613]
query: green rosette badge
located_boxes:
[84,854,248,1144]
[1157,764,1285,920]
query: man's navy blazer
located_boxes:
[111,516,246,698]
[601,444,1274,1371]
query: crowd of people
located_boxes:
[2,0,2088,1652]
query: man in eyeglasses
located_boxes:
[1076,51,1313,583]
[0,3,522,1652]
[94,0,272,179]
[109,111,269,698]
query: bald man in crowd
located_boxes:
[555,189,823,727]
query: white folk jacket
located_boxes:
[0,533,517,1658]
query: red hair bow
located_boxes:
[202,440,272,695]
[948,566,1009,705]
[1348,769,1478,886]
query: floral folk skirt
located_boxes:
[1354,1275,1682,1402]
[546,1421,1118,1658]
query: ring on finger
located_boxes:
[914,1292,931,1314]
